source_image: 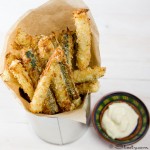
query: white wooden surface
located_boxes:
[0,0,150,149]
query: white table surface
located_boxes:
[0,0,150,150]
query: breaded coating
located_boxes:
[38,36,55,61]
[1,69,18,83]
[13,29,32,49]
[38,33,59,67]
[30,48,64,113]
[73,9,91,70]
[12,29,41,50]
[76,81,99,94]
[42,88,59,114]
[31,35,42,50]
[50,32,59,48]
[52,63,75,112]
[9,59,34,100]
[4,53,20,84]
[73,66,106,83]
[60,29,74,69]
[5,53,17,66]
[21,49,42,88]
[59,63,81,108]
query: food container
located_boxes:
[27,95,91,145]
[0,0,100,145]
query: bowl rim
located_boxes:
[92,91,150,145]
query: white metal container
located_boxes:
[26,95,90,145]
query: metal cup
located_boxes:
[26,95,90,145]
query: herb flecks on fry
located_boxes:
[60,29,74,69]
[30,48,64,113]
[51,63,75,112]
[59,63,81,107]
[42,88,59,114]
[21,49,42,88]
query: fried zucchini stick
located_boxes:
[73,66,106,83]
[38,33,59,67]
[21,49,42,88]
[59,63,81,107]
[52,63,75,112]
[9,59,34,100]
[50,32,59,48]
[1,53,19,83]
[1,69,18,83]
[38,36,55,61]
[60,29,74,69]
[13,28,41,50]
[73,9,91,70]
[30,48,64,113]
[14,29,32,49]
[76,81,99,95]
[42,88,59,114]
[5,53,17,66]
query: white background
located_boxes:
[0,0,150,150]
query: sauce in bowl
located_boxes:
[101,102,139,139]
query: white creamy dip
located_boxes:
[102,102,139,139]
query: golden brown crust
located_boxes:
[5,53,17,67]
[9,59,34,100]
[73,66,106,83]
[20,49,42,88]
[73,9,91,70]
[51,63,75,112]
[1,69,18,84]
[73,9,89,17]
[38,35,55,61]
[59,29,74,70]
[76,81,99,94]
[12,28,42,51]
[14,28,32,49]
[42,88,59,114]
[30,48,64,113]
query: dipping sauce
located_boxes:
[102,102,139,139]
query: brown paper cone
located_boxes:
[0,0,100,124]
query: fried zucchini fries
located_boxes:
[60,29,74,69]
[3,8,106,115]
[51,49,81,111]
[1,53,21,85]
[73,67,106,83]
[73,9,91,70]
[38,33,59,67]
[38,36,55,61]
[59,63,81,107]
[21,49,42,88]
[42,88,59,114]
[51,63,75,111]
[5,53,17,66]
[13,28,41,50]
[76,81,99,95]
[9,59,34,100]
[30,48,64,113]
